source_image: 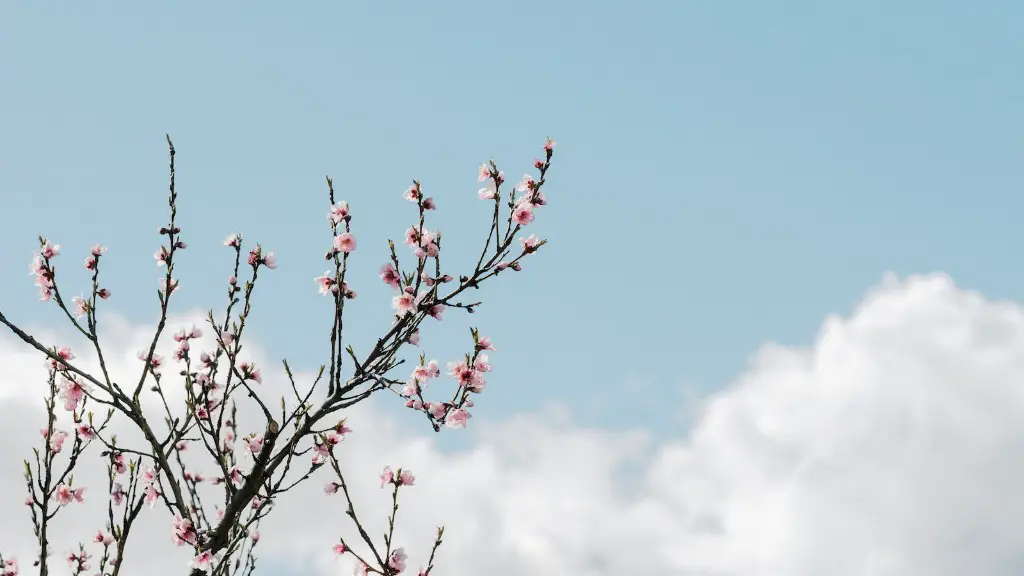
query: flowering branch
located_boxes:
[0,135,557,575]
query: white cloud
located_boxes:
[3,273,1024,575]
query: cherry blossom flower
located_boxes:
[515,174,536,193]
[224,233,241,247]
[332,543,347,556]
[393,291,416,316]
[110,483,125,507]
[520,233,541,253]
[476,335,495,351]
[41,240,61,259]
[412,360,440,382]
[446,408,472,429]
[58,376,89,412]
[71,296,88,319]
[77,424,96,441]
[380,263,401,289]
[154,245,170,266]
[334,233,357,253]
[329,201,351,225]
[478,181,497,200]
[46,346,74,371]
[544,136,556,151]
[246,434,264,456]
[55,484,85,506]
[403,185,420,202]
[388,548,408,573]
[512,203,534,225]
[48,430,68,454]
[474,353,492,373]
[398,469,415,486]
[172,515,198,546]
[189,550,222,573]
[380,466,394,488]
[315,271,338,295]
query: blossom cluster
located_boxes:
[0,136,556,575]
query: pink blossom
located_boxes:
[408,329,420,345]
[512,203,534,225]
[55,484,85,506]
[97,287,111,299]
[159,277,179,294]
[189,550,221,573]
[315,271,338,295]
[404,227,419,247]
[154,245,170,266]
[144,483,159,508]
[58,376,89,412]
[91,244,106,256]
[137,351,164,372]
[334,233,357,253]
[246,434,264,456]
[448,360,485,392]
[172,515,198,546]
[380,263,401,289]
[41,240,61,259]
[84,255,97,270]
[446,408,472,429]
[46,346,75,371]
[397,470,415,486]
[227,465,243,487]
[332,543,347,556]
[250,529,260,543]
[426,402,448,419]
[412,360,440,382]
[477,163,492,182]
[77,424,96,441]
[239,361,262,384]
[520,234,541,253]
[112,453,126,475]
[474,353,492,373]
[329,201,351,225]
[403,185,420,202]
[324,482,341,495]
[355,562,369,576]
[111,483,125,506]
[224,233,241,247]
[476,336,494,351]
[515,174,536,193]
[393,292,416,316]
[544,137,556,151]
[388,548,408,573]
[422,197,437,210]
[262,251,277,269]
[49,430,68,454]
[380,466,394,488]
[401,380,419,397]
[478,181,498,200]
[71,296,88,319]
[427,303,444,320]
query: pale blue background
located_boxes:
[2,2,1023,446]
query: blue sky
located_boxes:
[2,0,1023,446]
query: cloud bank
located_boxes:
[3,273,1024,575]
